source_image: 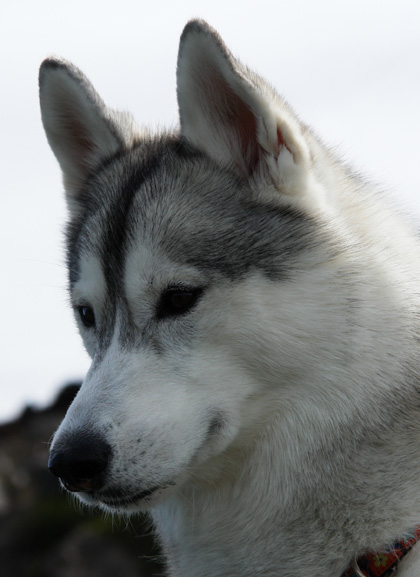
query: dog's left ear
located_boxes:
[177,20,311,188]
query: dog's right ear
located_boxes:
[39,58,131,214]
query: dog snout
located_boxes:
[48,431,112,493]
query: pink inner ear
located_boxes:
[276,127,293,158]
[207,67,260,174]
[209,72,292,173]
[276,127,285,151]
[233,98,259,173]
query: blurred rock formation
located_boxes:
[0,384,164,576]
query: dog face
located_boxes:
[49,138,322,511]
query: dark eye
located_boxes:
[156,287,203,320]
[79,305,95,328]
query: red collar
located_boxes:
[341,527,420,577]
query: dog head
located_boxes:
[40,20,335,513]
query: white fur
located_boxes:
[40,19,420,577]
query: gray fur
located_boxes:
[40,19,420,577]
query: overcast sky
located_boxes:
[1,0,419,423]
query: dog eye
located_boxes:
[156,287,203,319]
[78,305,95,328]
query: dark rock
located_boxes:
[0,383,164,577]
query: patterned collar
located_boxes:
[341,527,420,577]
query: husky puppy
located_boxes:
[40,19,420,577]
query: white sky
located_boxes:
[1,0,419,423]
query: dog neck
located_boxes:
[150,415,420,577]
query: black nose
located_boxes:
[48,432,112,493]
